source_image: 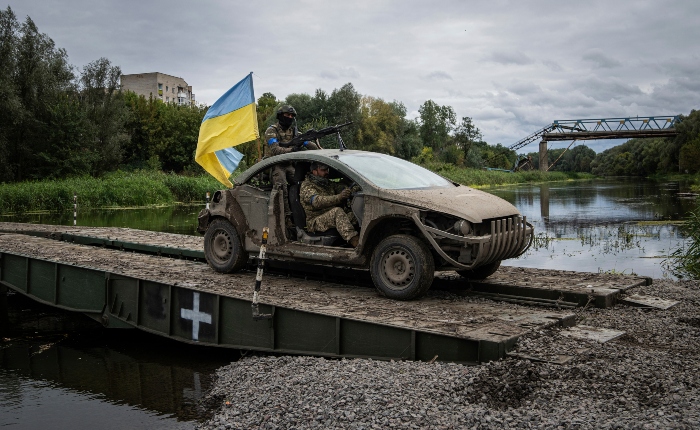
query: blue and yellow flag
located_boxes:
[196,73,259,187]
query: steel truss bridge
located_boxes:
[509,115,682,171]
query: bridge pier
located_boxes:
[539,139,548,171]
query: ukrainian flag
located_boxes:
[196,73,259,187]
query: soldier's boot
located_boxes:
[348,235,359,248]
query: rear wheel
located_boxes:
[370,235,434,300]
[204,219,247,273]
[456,260,501,280]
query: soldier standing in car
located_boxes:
[264,105,319,226]
[300,162,359,248]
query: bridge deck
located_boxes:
[0,224,649,363]
[0,230,573,364]
[0,222,648,305]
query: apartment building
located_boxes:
[120,72,195,105]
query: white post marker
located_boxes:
[73,194,77,226]
[180,292,212,341]
[206,191,210,210]
[252,227,272,320]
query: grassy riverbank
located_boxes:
[0,171,221,214]
[422,162,595,187]
[0,166,594,214]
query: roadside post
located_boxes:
[73,194,77,226]
[251,227,272,320]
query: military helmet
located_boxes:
[276,105,297,117]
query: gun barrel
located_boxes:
[278,121,353,148]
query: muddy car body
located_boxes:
[198,150,533,300]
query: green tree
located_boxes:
[79,57,129,175]
[391,101,422,160]
[675,110,700,173]
[2,9,75,181]
[156,102,207,173]
[122,91,207,173]
[591,138,666,176]
[322,83,361,148]
[356,96,402,154]
[453,116,482,162]
[0,7,20,181]
[418,100,456,152]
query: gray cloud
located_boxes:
[8,0,700,148]
[542,60,563,72]
[483,51,534,66]
[424,71,453,81]
[319,67,361,80]
[582,50,622,69]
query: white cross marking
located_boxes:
[180,292,212,341]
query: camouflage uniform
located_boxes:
[299,173,358,242]
[263,122,319,224]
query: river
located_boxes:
[0,178,696,427]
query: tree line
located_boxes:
[2,6,699,185]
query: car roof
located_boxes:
[234,149,380,185]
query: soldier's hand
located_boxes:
[339,188,352,200]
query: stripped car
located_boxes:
[197,150,533,300]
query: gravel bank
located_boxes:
[198,278,700,429]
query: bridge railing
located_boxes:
[551,116,681,134]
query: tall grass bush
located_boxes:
[0,170,223,214]
[420,162,593,187]
[664,205,700,279]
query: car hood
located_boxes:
[379,185,521,223]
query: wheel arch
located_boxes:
[360,215,432,261]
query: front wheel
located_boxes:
[204,219,247,273]
[456,260,501,280]
[370,235,435,300]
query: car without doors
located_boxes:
[197,149,534,300]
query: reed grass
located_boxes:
[664,206,700,279]
[421,162,594,187]
[0,170,222,214]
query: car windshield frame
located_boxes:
[336,153,455,190]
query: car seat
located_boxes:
[288,162,340,246]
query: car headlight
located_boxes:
[454,219,472,236]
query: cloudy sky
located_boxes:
[8,0,700,152]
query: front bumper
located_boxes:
[413,214,534,270]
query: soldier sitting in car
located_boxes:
[299,162,359,248]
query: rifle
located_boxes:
[279,121,353,150]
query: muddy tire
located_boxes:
[457,260,501,280]
[204,219,247,273]
[370,235,435,300]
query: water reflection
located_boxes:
[488,178,694,278]
[0,294,233,428]
[2,204,203,236]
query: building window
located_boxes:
[166,96,169,102]
[158,83,163,96]
[166,86,168,92]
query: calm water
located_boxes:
[2,204,204,236]
[0,294,233,429]
[0,178,696,427]
[489,178,695,278]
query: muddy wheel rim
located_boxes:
[211,229,232,262]
[380,248,415,290]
